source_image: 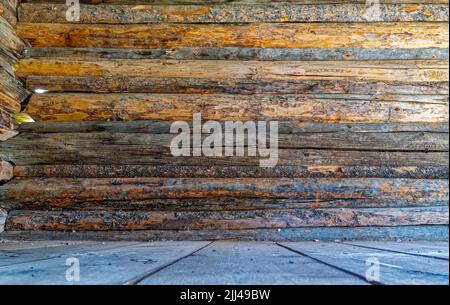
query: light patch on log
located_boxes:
[0,160,12,182]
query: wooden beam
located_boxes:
[25,93,449,123]
[0,16,25,55]
[23,47,450,61]
[16,59,449,94]
[5,207,449,231]
[16,22,448,50]
[18,3,449,23]
[3,225,448,242]
[0,177,447,206]
[12,164,450,180]
[17,121,450,134]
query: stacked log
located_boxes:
[0,0,448,240]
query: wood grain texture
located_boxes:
[25,93,449,123]
[16,22,449,50]
[16,59,449,94]
[0,1,16,26]
[18,3,449,23]
[17,1,450,4]
[278,242,449,285]
[0,16,25,55]
[0,177,447,206]
[0,160,12,182]
[0,68,30,104]
[5,207,449,231]
[23,47,450,61]
[17,121,450,134]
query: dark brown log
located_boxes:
[5,207,449,231]
[16,22,448,50]
[2,130,448,152]
[0,177,447,206]
[12,164,450,180]
[17,121,450,134]
[18,3,449,23]
[25,93,449,123]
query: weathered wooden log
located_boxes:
[0,106,16,125]
[0,92,20,114]
[0,160,12,182]
[0,177,447,206]
[23,47,450,61]
[2,130,448,152]
[17,121,450,134]
[18,3,450,23]
[5,207,449,231]
[25,93,449,123]
[16,59,449,94]
[3,225,448,242]
[0,16,25,55]
[16,22,448,50]
[17,1,450,4]
[0,0,16,26]
[0,68,30,104]
[24,77,450,95]
[1,147,447,167]
[12,164,450,180]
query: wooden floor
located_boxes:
[0,240,447,285]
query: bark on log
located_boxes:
[12,164,450,180]
[5,207,449,231]
[18,3,450,23]
[0,160,12,182]
[0,177,447,206]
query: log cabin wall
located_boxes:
[0,0,448,241]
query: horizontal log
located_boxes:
[23,47,450,61]
[18,121,450,134]
[25,93,449,123]
[16,22,449,49]
[0,177,447,206]
[3,225,449,242]
[23,77,450,95]
[1,148,447,167]
[18,3,450,23]
[2,130,448,152]
[5,207,449,231]
[0,160,12,182]
[17,1,450,5]
[0,16,25,55]
[1,126,448,166]
[12,164,450,180]
[16,59,450,94]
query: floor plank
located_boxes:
[0,241,139,267]
[0,241,209,284]
[138,241,368,285]
[278,242,449,285]
[342,241,449,260]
